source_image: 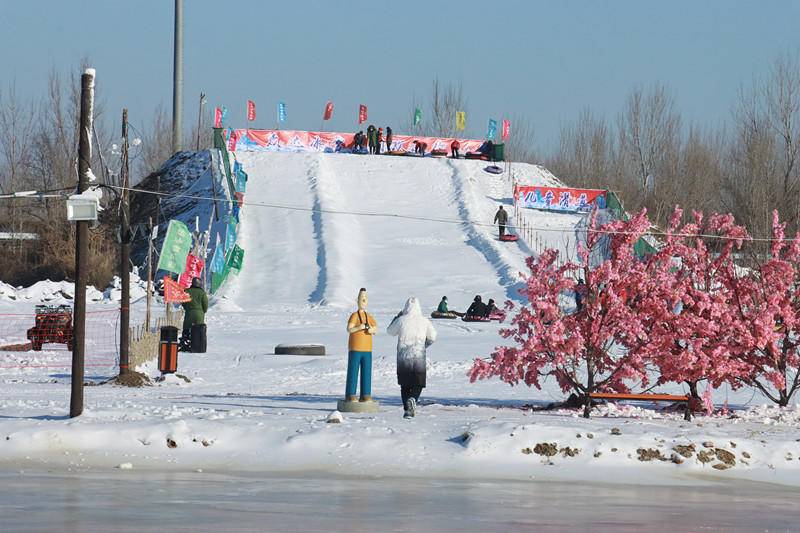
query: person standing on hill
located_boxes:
[494,205,508,238]
[376,128,384,154]
[451,139,460,158]
[367,125,376,154]
[387,296,437,418]
[180,277,208,350]
[385,126,393,152]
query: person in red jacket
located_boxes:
[451,139,460,158]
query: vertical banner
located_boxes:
[228,129,238,152]
[358,104,368,124]
[178,253,205,288]
[247,100,256,122]
[277,102,286,124]
[323,101,334,121]
[163,276,191,303]
[502,119,510,141]
[413,107,422,127]
[157,220,192,274]
[456,111,466,132]
[211,235,226,273]
[487,118,497,140]
[214,107,222,128]
[221,106,228,124]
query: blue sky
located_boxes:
[1,1,797,148]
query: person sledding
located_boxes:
[464,295,488,319]
[485,298,506,322]
[387,296,437,419]
[431,296,464,318]
[494,205,508,238]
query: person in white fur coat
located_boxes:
[387,296,437,418]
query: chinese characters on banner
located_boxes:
[178,253,205,288]
[323,101,334,120]
[514,185,607,213]
[163,276,191,303]
[456,111,466,131]
[214,107,222,128]
[487,119,497,140]
[156,220,192,274]
[247,100,256,122]
[228,129,238,152]
[277,102,286,124]
[358,104,368,124]
[502,119,510,141]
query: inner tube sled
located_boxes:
[499,234,519,242]
[462,315,491,322]
[430,311,459,319]
[484,165,503,174]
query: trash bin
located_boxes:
[492,143,505,162]
[159,326,178,374]
[190,324,207,353]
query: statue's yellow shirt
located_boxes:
[348,311,377,351]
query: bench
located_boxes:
[585,392,692,421]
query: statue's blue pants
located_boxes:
[345,350,372,398]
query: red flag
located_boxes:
[163,275,191,303]
[323,101,334,121]
[234,192,244,208]
[214,107,222,128]
[178,254,205,288]
[501,119,510,141]
[247,100,256,121]
[358,104,368,124]
[228,130,238,152]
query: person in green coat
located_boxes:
[181,277,208,348]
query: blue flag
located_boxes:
[221,106,228,121]
[278,102,287,123]
[487,118,497,140]
[225,222,237,252]
[210,241,226,273]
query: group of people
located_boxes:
[436,295,498,319]
[352,125,393,154]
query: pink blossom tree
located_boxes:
[729,211,800,406]
[640,208,751,401]
[469,210,656,415]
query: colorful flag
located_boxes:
[221,106,228,122]
[456,111,466,132]
[413,107,422,126]
[210,235,225,273]
[247,100,256,121]
[227,244,245,272]
[163,275,191,303]
[487,118,497,140]
[502,119,510,141]
[228,129,238,152]
[277,102,286,123]
[358,104,368,124]
[225,221,237,252]
[323,101,334,120]
[178,253,205,288]
[157,220,192,274]
[214,107,222,128]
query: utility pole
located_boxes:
[145,217,154,331]
[196,92,206,150]
[119,108,131,376]
[71,68,95,418]
[172,0,183,153]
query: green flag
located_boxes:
[413,107,422,127]
[227,244,245,272]
[157,220,192,274]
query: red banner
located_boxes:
[514,185,607,213]
[502,119,510,141]
[233,129,486,155]
[214,107,222,128]
[178,254,205,288]
[234,192,244,208]
[164,276,191,303]
[323,101,333,121]
[247,100,256,121]
[228,130,238,152]
[358,104,367,124]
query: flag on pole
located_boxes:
[277,102,286,124]
[214,107,222,128]
[502,119,510,141]
[456,111,466,132]
[221,106,228,123]
[157,220,192,274]
[211,235,226,273]
[247,100,256,121]
[228,129,238,152]
[178,253,205,288]
[163,275,191,303]
[323,101,334,120]
[487,118,497,140]
[358,104,368,124]
[413,107,422,127]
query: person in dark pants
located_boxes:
[465,295,487,318]
[385,126,393,152]
[387,296,437,418]
[494,205,508,237]
[376,128,383,154]
[451,139,460,158]
[367,125,376,154]
[180,277,208,350]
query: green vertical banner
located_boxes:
[228,244,245,272]
[157,220,192,274]
[413,107,422,127]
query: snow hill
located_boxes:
[225,152,584,312]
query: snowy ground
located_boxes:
[1,152,798,490]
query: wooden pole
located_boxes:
[71,68,94,418]
[119,108,131,376]
[196,93,205,150]
[145,217,154,331]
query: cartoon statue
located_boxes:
[337,288,380,412]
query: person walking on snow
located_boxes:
[180,277,208,350]
[494,205,508,238]
[387,297,437,418]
